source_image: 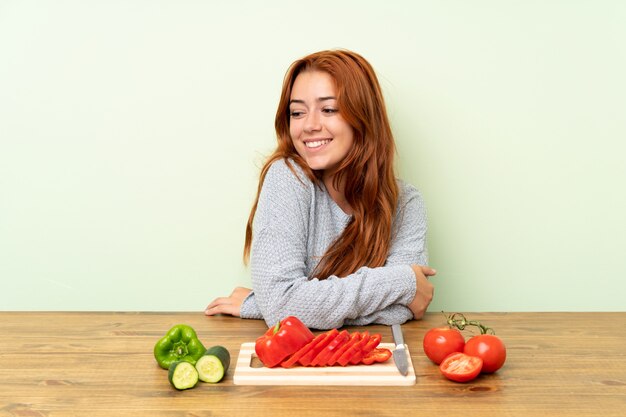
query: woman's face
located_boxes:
[289,71,354,173]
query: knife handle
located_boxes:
[391,324,405,346]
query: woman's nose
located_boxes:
[304,111,322,133]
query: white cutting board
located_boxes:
[233,342,416,386]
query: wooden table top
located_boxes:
[1,312,625,417]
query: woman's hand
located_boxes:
[204,287,251,317]
[408,265,436,319]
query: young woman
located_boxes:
[205,50,435,329]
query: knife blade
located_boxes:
[391,324,409,376]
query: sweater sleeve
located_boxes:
[342,182,429,326]
[241,160,427,329]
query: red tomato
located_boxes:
[463,334,506,373]
[439,352,483,383]
[423,327,466,364]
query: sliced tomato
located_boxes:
[281,332,324,368]
[327,332,361,366]
[439,352,483,383]
[361,348,392,365]
[310,330,349,366]
[298,329,338,366]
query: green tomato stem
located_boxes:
[445,312,495,335]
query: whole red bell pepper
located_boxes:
[255,316,315,368]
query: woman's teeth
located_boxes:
[305,139,331,148]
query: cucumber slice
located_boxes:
[168,361,199,390]
[196,346,230,383]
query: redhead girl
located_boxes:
[205,50,435,329]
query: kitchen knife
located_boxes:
[391,324,409,376]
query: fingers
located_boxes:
[408,265,436,320]
[205,297,231,311]
[204,287,251,317]
[205,297,235,316]
[205,302,240,317]
[421,266,437,277]
[411,264,437,278]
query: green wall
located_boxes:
[1,1,625,312]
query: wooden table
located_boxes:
[1,312,625,417]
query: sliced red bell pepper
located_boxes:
[342,332,370,365]
[281,333,325,368]
[361,347,392,365]
[350,333,381,365]
[327,332,361,366]
[298,329,338,366]
[336,342,360,366]
[337,332,370,367]
[363,333,382,351]
[310,330,349,367]
[254,316,315,368]
[357,331,370,349]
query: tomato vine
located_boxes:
[444,312,495,335]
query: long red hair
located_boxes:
[244,49,399,279]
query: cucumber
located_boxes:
[195,345,231,383]
[168,361,199,390]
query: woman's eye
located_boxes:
[322,108,338,114]
[290,110,305,118]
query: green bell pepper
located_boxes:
[154,324,206,369]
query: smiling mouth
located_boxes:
[304,139,332,148]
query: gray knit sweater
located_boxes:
[239,158,428,329]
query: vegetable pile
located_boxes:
[154,324,231,390]
[423,313,507,383]
[255,316,392,368]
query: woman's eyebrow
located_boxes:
[289,96,337,105]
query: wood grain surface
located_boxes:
[0,312,625,417]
